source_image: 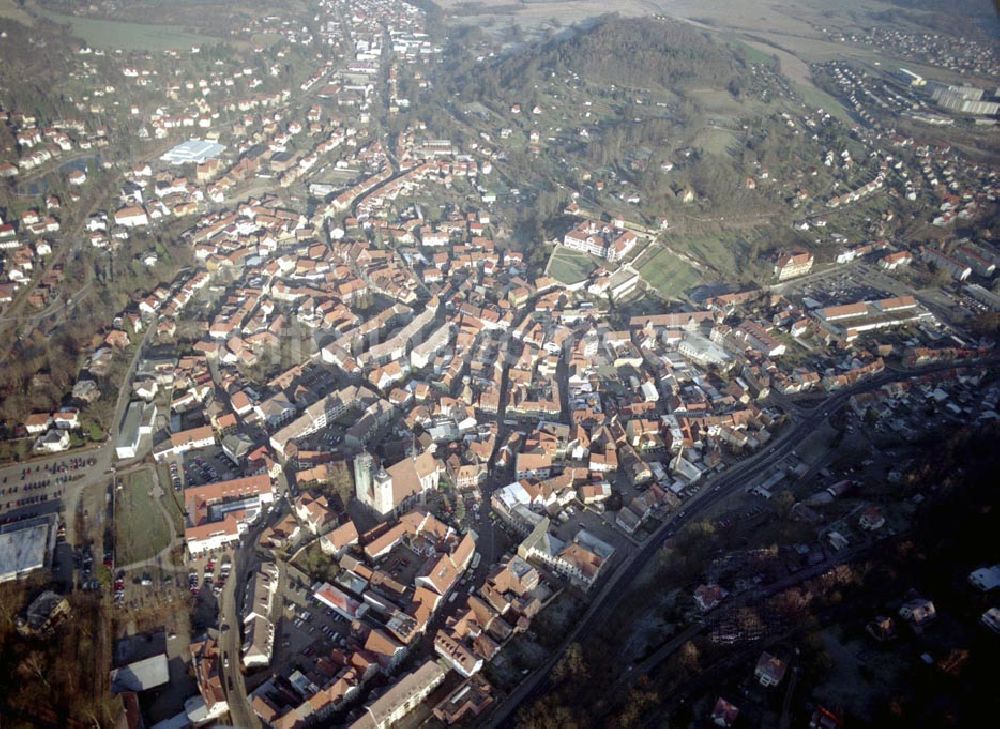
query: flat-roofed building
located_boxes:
[894,67,926,87]
[116,401,157,461]
[110,654,170,694]
[0,514,58,582]
[161,139,225,165]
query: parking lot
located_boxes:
[780,264,892,307]
[181,549,235,601]
[0,451,105,523]
[180,447,235,487]
[271,568,353,674]
[161,445,238,493]
[112,560,191,612]
[554,504,639,558]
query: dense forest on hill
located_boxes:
[0,17,86,119]
[447,14,751,102]
[870,0,999,38]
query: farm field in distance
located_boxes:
[31,2,221,50]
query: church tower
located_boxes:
[373,464,394,517]
[353,450,373,505]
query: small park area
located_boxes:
[115,468,172,566]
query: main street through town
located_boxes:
[217,511,279,729]
[487,355,1000,727]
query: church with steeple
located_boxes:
[353,445,442,520]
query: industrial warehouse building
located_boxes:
[160,139,225,165]
[0,514,58,583]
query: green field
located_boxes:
[731,38,780,66]
[0,0,33,24]
[250,31,282,49]
[35,6,220,51]
[116,468,172,566]
[677,233,753,277]
[691,126,738,155]
[794,81,852,123]
[637,246,700,299]
[548,247,597,284]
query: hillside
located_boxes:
[449,14,752,102]
[416,14,840,290]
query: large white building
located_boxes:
[677,333,732,368]
[773,251,814,281]
[160,139,225,165]
[932,84,1000,116]
[116,401,157,460]
[0,514,58,583]
[562,220,639,262]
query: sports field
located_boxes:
[637,246,700,299]
[548,247,597,285]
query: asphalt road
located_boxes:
[487,355,1000,727]
[218,511,281,729]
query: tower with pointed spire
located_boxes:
[373,464,394,516]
